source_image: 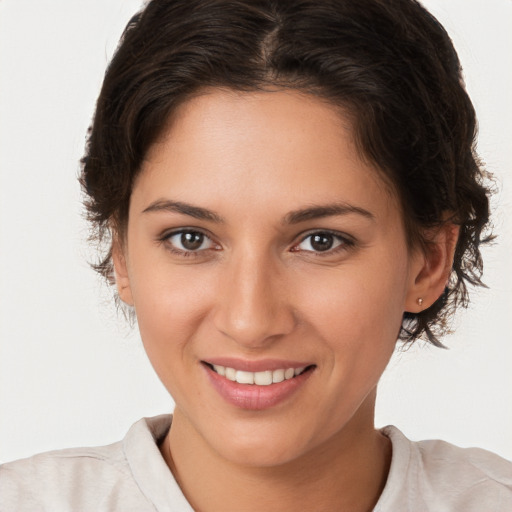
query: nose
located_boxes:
[213,250,296,348]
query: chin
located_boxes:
[215,435,307,468]
[202,414,331,469]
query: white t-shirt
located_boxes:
[1,415,511,511]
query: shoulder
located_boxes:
[0,415,176,512]
[0,442,148,512]
[376,426,512,511]
[415,435,512,487]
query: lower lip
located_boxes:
[203,364,314,410]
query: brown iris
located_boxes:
[310,233,335,252]
[180,232,204,250]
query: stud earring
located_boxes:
[417,298,423,307]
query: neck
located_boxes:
[160,391,391,512]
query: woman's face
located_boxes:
[115,89,424,466]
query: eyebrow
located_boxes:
[142,200,225,223]
[284,203,375,224]
[142,199,374,225]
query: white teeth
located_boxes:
[235,370,254,385]
[225,367,236,381]
[213,364,225,377]
[272,369,285,383]
[254,370,273,386]
[284,368,295,380]
[210,364,308,385]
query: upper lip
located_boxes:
[202,357,314,373]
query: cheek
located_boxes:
[128,260,214,368]
[299,257,407,359]
[298,266,405,422]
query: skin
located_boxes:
[114,88,456,511]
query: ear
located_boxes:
[112,239,134,306]
[405,223,459,313]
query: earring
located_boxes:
[417,298,423,307]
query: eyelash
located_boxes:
[159,229,219,258]
[292,230,355,256]
[159,229,355,258]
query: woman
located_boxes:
[1,0,511,510]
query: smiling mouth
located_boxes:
[203,362,315,385]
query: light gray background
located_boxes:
[1,0,511,463]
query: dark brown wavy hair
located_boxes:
[80,0,492,346]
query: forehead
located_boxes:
[135,88,400,224]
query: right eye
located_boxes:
[163,230,218,255]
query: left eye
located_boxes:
[166,231,215,252]
[295,232,347,252]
